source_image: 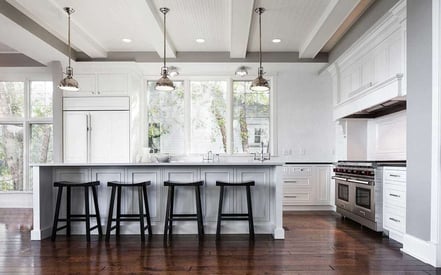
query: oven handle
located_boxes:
[347,178,371,185]
[331,176,347,181]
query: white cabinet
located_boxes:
[283,164,333,210]
[382,166,406,243]
[63,110,130,163]
[63,97,130,163]
[63,73,128,97]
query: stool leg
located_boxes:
[246,186,254,239]
[51,186,63,241]
[84,186,91,242]
[66,186,71,236]
[142,185,152,236]
[106,186,116,241]
[216,185,225,239]
[138,186,145,242]
[91,185,103,236]
[164,185,172,240]
[195,185,204,237]
[168,186,175,238]
[116,186,122,236]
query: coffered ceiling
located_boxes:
[0,0,374,66]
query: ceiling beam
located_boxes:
[299,0,360,59]
[7,0,106,58]
[229,0,254,58]
[140,0,176,58]
[0,7,68,66]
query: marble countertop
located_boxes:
[30,161,284,167]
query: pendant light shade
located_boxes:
[250,7,270,92]
[59,7,79,92]
[155,7,175,91]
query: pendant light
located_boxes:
[250,7,270,92]
[155,7,175,91]
[58,7,79,92]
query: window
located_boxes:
[0,80,53,191]
[233,81,270,153]
[146,81,185,154]
[145,79,272,155]
[190,81,227,153]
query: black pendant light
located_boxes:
[250,7,270,92]
[155,7,175,91]
[58,7,79,92]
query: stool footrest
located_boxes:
[113,218,146,222]
[117,214,149,218]
[169,217,199,221]
[221,217,251,221]
[55,225,68,231]
[220,213,249,217]
[172,214,198,217]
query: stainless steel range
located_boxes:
[332,161,383,231]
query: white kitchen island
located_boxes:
[30,162,284,240]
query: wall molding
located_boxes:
[402,233,437,266]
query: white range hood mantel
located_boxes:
[333,74,406,120]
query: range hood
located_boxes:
[343,98,406,119]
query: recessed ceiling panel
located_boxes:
[153,0,229,52]
[248,0,330,52]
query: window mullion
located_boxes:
[226,78,233,154]
[184,80,191,155]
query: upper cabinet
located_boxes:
[326,0,406,120]
[63,73,128,97]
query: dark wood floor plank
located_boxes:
[0,211,439,274]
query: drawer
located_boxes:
[384,169,406,183]
[283,166,312,177]
[283,178,311,188]
[283,192,312,205]
[384,208,406,233]
[383,186,406,208]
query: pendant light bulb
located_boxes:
[59,7,79,92]
[250,7,270,92]
[155,7,175,91]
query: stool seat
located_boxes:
[163,180,204,242]
[54,181,100,187]
[107,181,151,187]
[105,181,152,242]
[216,181,255,187]
[216,180,255,240]
[51,181,102,242]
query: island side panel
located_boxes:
[273,165,285,239]
[31,166,53,240]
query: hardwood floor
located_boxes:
[0,211,438,274]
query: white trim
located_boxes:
[402,234,437,266]
[0,192,32,208]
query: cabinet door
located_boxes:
[316,166,331,204]
[63,74,96,97]
[97,73,128,95]
[89,111,130,163]
[63,111,88,163]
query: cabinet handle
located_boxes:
[285,195,298,198]
[389,217,400,223]
[359,210,366,216]
[285,180,297,183]
[389,174,400,178]
[389,193,400,198]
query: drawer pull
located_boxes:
[389,217,400,223]
[285,195,298,198]
[359,210,366,216]
[389,193,400,198]
[389,174,400,178]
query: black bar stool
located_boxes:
[51,181,103,242]
[163,180,204,241]
[106,181,152,242]
[216,181,255,239]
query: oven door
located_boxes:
[352,181,375,221]
[334,178,352,211]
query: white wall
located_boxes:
[276,65,335,162]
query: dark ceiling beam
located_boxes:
[77,51,328,63]
[0,53,44,67]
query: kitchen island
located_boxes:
[31,162,284,240]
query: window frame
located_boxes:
[0,77,53,192]
[143,75,277,156]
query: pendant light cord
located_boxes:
[163,10,167,69]
[259,9,262,71]
[68,10,71,68]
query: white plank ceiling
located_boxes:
[0,0,371,64]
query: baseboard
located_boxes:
[402,233,437,266]
[283,205,336,211]
[31,226,52,241]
